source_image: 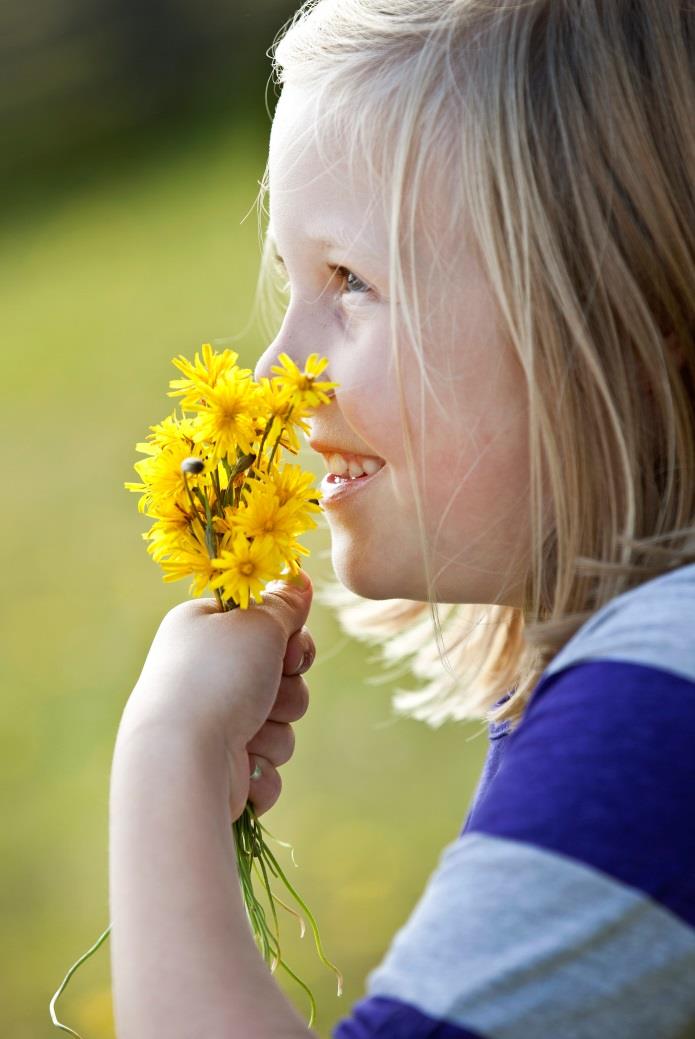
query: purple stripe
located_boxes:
[466,660,695,928]
[332,995,488,1039]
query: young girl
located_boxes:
[108,1,695,1036]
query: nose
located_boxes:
[253,337,282,383]
[253,306,331,389]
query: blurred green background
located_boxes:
[1,2,488,1035]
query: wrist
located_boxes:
[114,712,230,798]
[115,684,252,824]
[117,676,220,751]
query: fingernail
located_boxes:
[296,648,314,675]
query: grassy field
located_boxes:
[1,116,488,1038]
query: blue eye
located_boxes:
[334,266,371,297]
[270,249,372,302]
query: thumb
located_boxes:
[260,570,313,638]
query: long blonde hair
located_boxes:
[253,0,695,733]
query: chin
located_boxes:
[331,542,425,602]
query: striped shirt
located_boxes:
[332,562,695,1039]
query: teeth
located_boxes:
[327,453,349,476]
[324,452,384,477]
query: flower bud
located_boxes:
[181,457,205,475]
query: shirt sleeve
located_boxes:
[331,656,695,1039]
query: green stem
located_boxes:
[267,406,294,472]
[257,414,275,462]
[277,956,317,1030]
[257,818,300,868]
[252,832,282,949]
[49,923,112,1038]
[260,841,344,996]
[270,891,307,939]
[181,470,207,542]
[210,467,223,515]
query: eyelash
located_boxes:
[332,266,371,298]
[271,255,371,301]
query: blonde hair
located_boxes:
[253,0,695,733]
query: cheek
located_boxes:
[333,341,399,453]
[419,367,532,529]
[422,437,526,524]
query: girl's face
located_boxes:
[255,85,532,606]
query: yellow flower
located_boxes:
[127,346,337,604]
[136,411,198,452]
[255,376,310,455]
[187,371,258,464]
[125,435,211,516]
[235,480,310,556]
[209,535,282,609]
[211,503,241,547]
[167,342,251,409]
[159,527,219,597]
[276,547,310,577]
[268,462,322,513]
[124,410,215,515]
[142,501,199,563]
[270,353,339,411]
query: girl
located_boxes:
[109,1,695,1037]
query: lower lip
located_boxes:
[320,465,386,506]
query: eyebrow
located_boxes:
[266,227,384,271]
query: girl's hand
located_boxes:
[117,572,315,823]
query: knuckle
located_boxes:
[167,598,212,622]
[292,640,315,676]
[165,600,189,622]
[284,722,296,758]
[295,678,310,718]
[273,722,294,764]
[248,762,282,814]
[302,639,316,670]
[267,766,283,802]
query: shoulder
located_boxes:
[471,564,695,924]
[504,560,695,790]
[540,560,695,689]
[332,565,695,1039]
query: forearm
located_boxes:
[109,720,315,1039]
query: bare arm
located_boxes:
[109,721,316,1039]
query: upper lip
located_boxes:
[308,440,386,462]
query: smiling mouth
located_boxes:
[319,458,387,504]
[320,451,386,479]
[325,471,373,485]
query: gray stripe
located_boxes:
[365,833,695,1039]
[542,562,695,686]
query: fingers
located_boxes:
[260,570,313,640]
[268,673,310,723]
[283,626,316,676]
[246,718,296,766]
[244,712,299,817]
[245,754,282,817]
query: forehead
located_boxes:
[268,86,388,251]
[267,83,474,290]
[269,85,365,193]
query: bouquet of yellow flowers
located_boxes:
[50,343,341,1036]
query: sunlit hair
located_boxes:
[252,0,695,733]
